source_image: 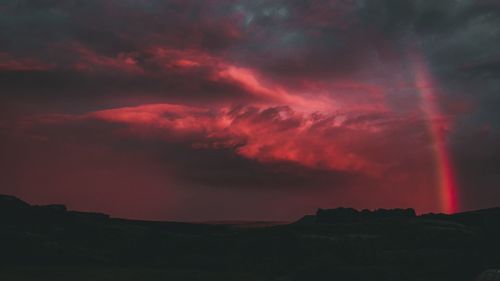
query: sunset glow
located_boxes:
[1,0,498,220]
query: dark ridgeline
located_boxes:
[1,194,500,281]
[315,207,416,223]
[0,194,110,225]
[476,270,500,281]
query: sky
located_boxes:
[1,0,500,221]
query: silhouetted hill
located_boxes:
[1,194,499,281]
[313,207,416,224]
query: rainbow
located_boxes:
[410,51,459,214]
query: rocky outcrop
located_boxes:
[476,269,500,281]
[315,207,416,224]
[0,194,109,224]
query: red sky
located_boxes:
[1,0,500,221]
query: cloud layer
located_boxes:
[1,0,499,220]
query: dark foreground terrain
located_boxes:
[1,195,499,281]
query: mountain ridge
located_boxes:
[1,193,500,281]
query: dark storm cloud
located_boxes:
[1,0,498,96]
[0,0,248,105]
[0,0,240,54]
[230,0,500,82]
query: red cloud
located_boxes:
[215,66,333,110]
[71,102,424,177]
